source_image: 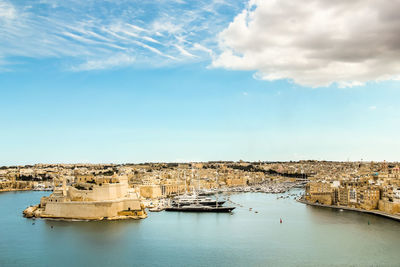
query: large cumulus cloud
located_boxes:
[212,0,400,87]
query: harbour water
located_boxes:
[1,190,400,266]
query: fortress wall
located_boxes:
[90,183,128,201]
[44,199,141,219]
[123,199,141,211]
[68,183,128,201]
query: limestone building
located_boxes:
[24,175,147,220]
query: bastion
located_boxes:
[23,175,147,221]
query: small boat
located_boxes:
[147,205,155,209]
[149,206,164,212]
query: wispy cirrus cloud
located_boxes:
[71,53,135,71]
[0,0,245,71]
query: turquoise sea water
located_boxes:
[1,190,400,267]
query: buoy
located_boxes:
[280,218,282,224]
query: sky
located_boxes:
[1,0,400,165]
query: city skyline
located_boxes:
[1,0,400,165]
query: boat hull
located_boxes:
[165,206,235,213]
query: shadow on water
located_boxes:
[42,216,145,249]
[43,217,142,231]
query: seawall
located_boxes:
[297,199,400,222]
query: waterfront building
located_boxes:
[359,187,380,210]
[225,177,248,187]
[338,186,348,206]
[160,183,186,196]
[304,165,400,216]
[140,185,163,199]
[394,187,400,203]
[348,188,357,207]
[305,181,333,205]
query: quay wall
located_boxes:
[298,199,400,222]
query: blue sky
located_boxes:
[1,0,400,165]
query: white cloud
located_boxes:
[174,44,197,58]
[213,0,400,87]
[126,23,147,33]
[193,43,213,56]
[71,54,135,71]
[0,0,16,20]
[141,36,161,44]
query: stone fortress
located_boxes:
[24,174,147,220]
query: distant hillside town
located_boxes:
[1,160,399,216]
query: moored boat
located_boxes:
[172,194,225,207]
[165,204,235,213]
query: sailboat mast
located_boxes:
[184,170,187,194]
[216,170,219,207]
[177,170,180,208]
